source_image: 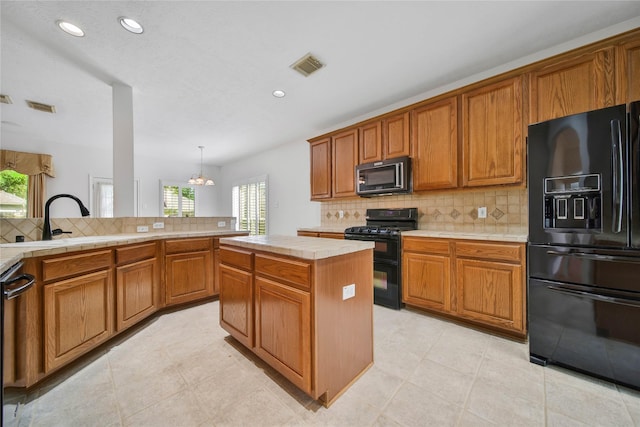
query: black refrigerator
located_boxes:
[527,101,640,390]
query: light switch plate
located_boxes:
[152,222,164,229]
[218,221,226,227]
[342,284,356,300]
[137,226,149,233]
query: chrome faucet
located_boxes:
[42,194,90,240]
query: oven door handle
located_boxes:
[546,284,640,308]
[545,250,640,264]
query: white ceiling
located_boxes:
[2,1,640,167]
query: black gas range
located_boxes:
[344,208,418,309]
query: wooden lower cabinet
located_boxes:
[255,276,311,393]
[219,263,254,348]
[402,236,526,337]
[219,245,373,406]
[116,258,158,331]
[164,238,214,306]
[403,251,451,312]
[44,269,114,373]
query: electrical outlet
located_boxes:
[152,222,164,229]
[478,207,487,219]
[339,210,344,219]
[218,221,226,227]
[342,284,356,300]
[136,226,149,233]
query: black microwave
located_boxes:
[356,156,411,196]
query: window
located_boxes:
[0,170,28,218]
[92,177,114,218]
[162,183,195,217]
[232,177,267,235]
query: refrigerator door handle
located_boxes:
[547,284,640,308]
[545,249,640,264]
[611,119,624,233]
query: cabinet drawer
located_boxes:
[455,241,523,263]
[220,247,253,271]
[116,242,157,265]
[403,237,450,255]
[255,254,311,290]
[42,250,112,282]
[165,238,211,254]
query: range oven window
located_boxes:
[374,241,388,253]
[373,270,388,290]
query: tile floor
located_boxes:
[4,301,640,426]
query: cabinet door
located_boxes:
[359,121,382,163]
[255,276,311,394]
[309,138,331,200]
[219,264,254,348]
[332,128,358,198]
[383,111,410,159]
[403,251,451,312]
[44,270,113,372]
[412,97,458,190]
[165,250,213,306]
[213,248,220,296]
[530,47,615,123]
[616,38,640,104]
[116,258,158,331]
[455,258,524,334]
[462,76,523,187]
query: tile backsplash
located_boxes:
[321,187,528,234]
[0,217,237,243]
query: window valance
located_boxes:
[0,149,55,177]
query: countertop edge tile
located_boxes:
[220,235,374,260]
[0,230,249,272]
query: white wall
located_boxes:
[0,138,220,218]
[217,139,321,236]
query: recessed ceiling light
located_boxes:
[119,17,144,34]
[56,20,85,37]
[272,90,286,98]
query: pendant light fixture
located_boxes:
[188,146,215,186]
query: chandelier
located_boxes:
[188,146,215,186]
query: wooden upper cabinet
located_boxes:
[359,121,382,163]
[309,138,331,200]
[617,38,640,104]
[462,76,523,187]
[412,97,458,190]
[530,47,615,123]
[332,128,358,198]
[383,111,411,159]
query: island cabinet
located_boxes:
[411,96,458,191]
[529,47,615,123]
[115,242,160,331]
[461,75,524,187]
[42,250,114,373]
[402,236,526,338]
[219,238,373,407]
[164,237,214,306]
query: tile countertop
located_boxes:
[220,235,374,260]
[0,230,249,273]
[402,230,528,243]
[298,227,528,243]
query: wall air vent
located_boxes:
[290,53,324,77]
[0,94,13,104]
[26,100,56,113]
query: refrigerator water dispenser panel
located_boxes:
[543,174,602,230]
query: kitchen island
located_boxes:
[218,235,374,407]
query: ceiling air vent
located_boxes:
[26,100,56,113]
[290,53,324,77]
[0,94,13,104]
